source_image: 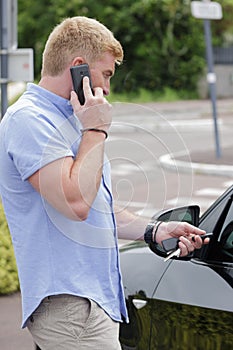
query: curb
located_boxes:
[159,151,233,178]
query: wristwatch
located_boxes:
[144,222,155,244]
[144,221,162,244]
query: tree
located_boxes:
[17,0,233,95]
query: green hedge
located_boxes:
[0,203,19,294]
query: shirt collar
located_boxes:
[26,83,74,118]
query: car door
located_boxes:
[119,241,173,350]
[119,205,201,349]
[149,187,233,350]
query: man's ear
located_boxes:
[71,57,85,66]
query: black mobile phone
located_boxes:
[70,64,93,105]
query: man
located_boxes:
[0,16,207,349]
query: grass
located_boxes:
[107,87,199,103]
[8,83,199,106]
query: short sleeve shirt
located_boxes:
[0,83,128,327]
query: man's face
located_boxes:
[89,52,116,96]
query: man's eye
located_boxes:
[104,72,113,79]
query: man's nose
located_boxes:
[103,82,110,96]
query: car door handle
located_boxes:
[132,299,148,310]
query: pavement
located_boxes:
[0,85,233,349]
[154,99,233,178]
[0,293,35,349]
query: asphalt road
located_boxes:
[107,99,233,217]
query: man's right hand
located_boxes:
[70,77,112,132]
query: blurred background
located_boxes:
[17,0,233,101]
[1,2,233,348]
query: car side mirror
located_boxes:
[149,205,200,258]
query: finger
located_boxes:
[70,90,81,110]
[93,87,104,98]
[82,76,93,99]
[203,237,210,245]
[191,235,203,249]
[178,241,189,257]
[70,90,79,102]
[183,222,206,236]
[179,236,195,255]
[192,235,210,246]
[190,225,206,236]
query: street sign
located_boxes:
[8,49,34,82]
[191,1,222,20]
[0,49,34,82]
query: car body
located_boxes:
[119,185,233,350]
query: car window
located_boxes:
[199,196,228,233]
[199,193,233,263]
[218,204,233,262]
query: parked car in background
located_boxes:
[119,185,233,350]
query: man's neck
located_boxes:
[39,70,71,100]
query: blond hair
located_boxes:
[41,16,124,76]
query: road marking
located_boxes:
[115,200,149,208]
[195,188,225,197]
[115,200,158,218]
[166,197,214,211]
[223,181,233,188]
[135,208,159,217]
[160,152,233,178]
[110,118,224,133]
[111,163,141,176]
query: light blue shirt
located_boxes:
[0,83,128,328]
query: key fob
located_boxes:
[162,237,179,252]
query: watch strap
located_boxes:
[144,222,155,244]
[144,221,162,244]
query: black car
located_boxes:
[119,185,233,350]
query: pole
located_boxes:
[203,1,221,158]
[0,0,9,119]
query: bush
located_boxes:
[0,202,19,294]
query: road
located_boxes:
[106,101,233,218]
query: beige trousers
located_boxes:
[27,294,122,350]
